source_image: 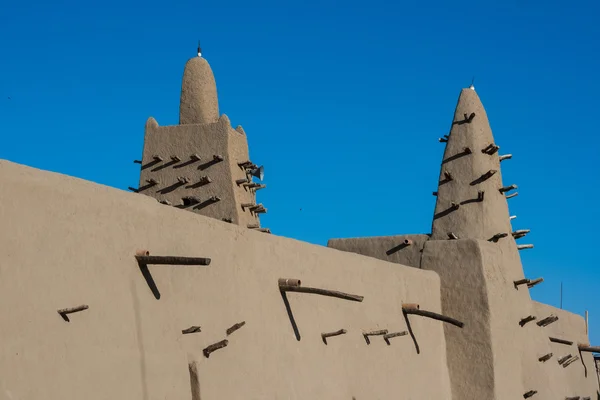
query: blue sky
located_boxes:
[1,0,599,345]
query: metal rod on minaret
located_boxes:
[585,310,588,334]
[560,282,563,309]
[197,41,202,57]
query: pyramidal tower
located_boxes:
[132,48,268,232]
[423,86,566,399]
[328,86,597,399]
[430,86,516,242]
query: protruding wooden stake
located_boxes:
[279,281,363,302]
[439,137,448,143]
[527,278,543,288]
[146,178,159,185]
[402,305,464,328]
[450,202,460,210]
[563,355,579,368]
[519,315,536,327]
[134,159,142,164]
[514,278,530,288]
[321,329,347,344]
[236,178,249,185]
[383,331,408,345]
[363,329,388,345]
[537,315,558,327]
[278,278,301,287]
[523,390,537,398]
[444,171,454,181]
[558,354,573,365]
[153,155,163,162]
[549,337,573,346]
[403,239,413,245]
[506,192,519,199]
[538,353,553,362]
[482,144,500,155]
[432,191,438,196]
[402,303,420,311]
[510,215,517,220]
[203,339,228,358]
[226,321,246,336]
[517,244,534,250]
[512,229,530,239]
[190,154,201,161]
[177,176,190,184]
[489,232,508,242]
[171,155,181,162]
[499,184,518,193]
[578,344,600,353]
[182,326,201,334]
[213,155,224,162]
[57,305,89,316]
[159,199,172,205]
[135,254,211,266]
[197,176,212,185]
[448,232,459,240]
[209,196,221,202]
[499,154,512,161]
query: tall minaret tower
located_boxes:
[430,86,515,242]
[422,86,563,399]
[132,47,268,232]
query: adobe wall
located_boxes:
[327,234,430,269]
[0,159,451,400]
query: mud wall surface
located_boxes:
[531,301,599,399]
[0,159,451,400]
[327,234,430,269]
[138,114,258,227]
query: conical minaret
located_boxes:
[179,54,219,125]
[431,87,516,241]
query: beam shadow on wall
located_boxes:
[433,205,459,220]
[198,159,221,171]
[386,242,410,256]
[141,159,161,170]
[151,159,178,172]
[402,311,421,354]
[137,262,161,299]
[280,291,301,341]
[442,148,472,164]
[278,279,364,341]
[158,182,185,194]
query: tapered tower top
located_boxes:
[179,53,219,125]
[430,88,514,241]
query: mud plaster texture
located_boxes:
[328,87,600,399]
[1,54,598,399]
[0,159,451,400]
[327,234,430,269]
[179,57,219,125]
[137,57,262,228]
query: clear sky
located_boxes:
[1,0,599,345]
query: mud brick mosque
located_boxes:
[1,45,599,399]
